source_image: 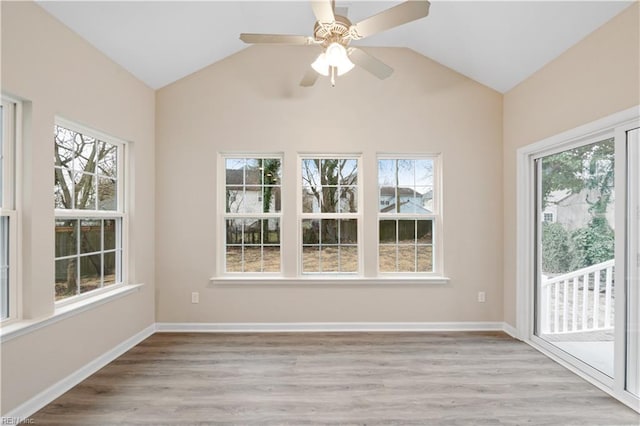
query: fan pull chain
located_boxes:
[330,66,336,87]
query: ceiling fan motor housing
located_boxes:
[313,15,352,47]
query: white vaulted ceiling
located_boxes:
[37,1,634,92]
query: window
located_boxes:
[223,156,282,273]
[543,212,554,222]
[300,157,360,273]
[54,121,124,301]
[378,157,439,273]
[1,98,17,320]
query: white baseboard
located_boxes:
[155,321,507,333]
[502,322,519,339]
[4,323,156,420]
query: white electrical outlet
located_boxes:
[191,292,199,304]
[478,291,486,303]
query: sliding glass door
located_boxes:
[535,138,616,377]
[520,109,639,409]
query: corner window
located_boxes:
[54,121,125,302]
[377,157,440,274]
[223,156,282,273]
[300,157,360,274]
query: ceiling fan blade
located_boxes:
[240,33,314,45]
[350,0,430,39]
[349,48,393,80]
[311,0,335,23]
[300,68,319,87]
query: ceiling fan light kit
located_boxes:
[239,0,431,87]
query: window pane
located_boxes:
[340,246,358,272]
[379,220,396,243]
[263,247,280,273]
[339,159,358,185]
[262,159,281,185]
[302,245,320,273]
[104,251,116,286]
[242,219,262,245]
[321,187,338,213]
[225,246,243,272]
[302,159,321,187]
[80,219,102,254]
[80,254,102,294]
[74,173,96,210]
[320,246,339,272]
[243,246,262,272]
[398,220,416,243]
[55,219,78,258]
[340,219,358,244]
[378,159,396,187]
[302,219,319,244]
[379,245,397,272]
[226,188,244,213]
[98,176,117,210]
[73,133,97,172]
[262,219,280,244]
[339,186,357,213]
[55,258,77,300]
[97,141,117,177]
[320,159,339,185]
[417,245,433,272]
[415,159,434,187]
[397,246,415,272]
[417,220,433,244]
[104,219,117,251]
[321,219,338,244]
[226,219,243,244]
[263,186,281,213]
[397,160,415,186]
[54,168,74,209]
[302,187,319,213]
[54,125,75,169]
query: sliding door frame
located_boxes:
[516,106,640,412]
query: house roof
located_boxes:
[380,186,432,199]
[380,200,432,214]
[37,1,634,92]
[226,169,261,187]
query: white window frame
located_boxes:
[218,153,283,276]
[1,97,21,323]
[297,154,363,276]
[54,118,128,307]
[376,154,443,277]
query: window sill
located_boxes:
[0,283,144,343]
[209,276,450,287]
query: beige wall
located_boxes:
[502,3,640,326]
[155,46,504,323]
[1,2,155,414]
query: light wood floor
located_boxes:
[31,332,639,425]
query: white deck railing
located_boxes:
[541,259,615,334]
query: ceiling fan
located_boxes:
[239,0,431,87]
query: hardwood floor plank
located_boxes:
[29,332,639,425]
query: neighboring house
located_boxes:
[226,168,280,241]
[379,186,433,214]
[542,188,614,230]
[225,168,280,214]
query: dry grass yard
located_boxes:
[225,244,433,273]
